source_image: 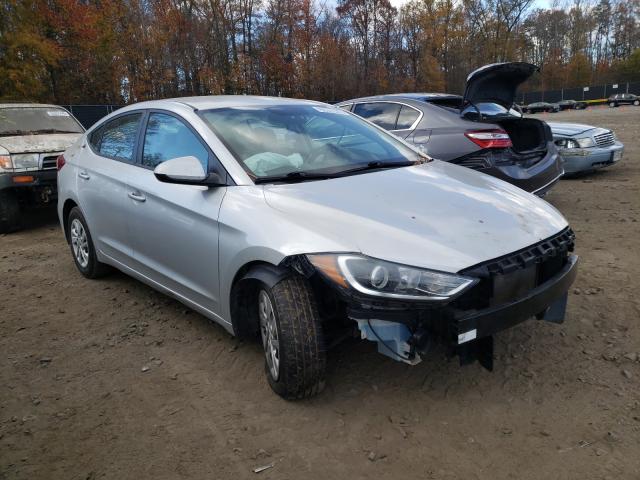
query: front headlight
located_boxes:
[555,139,580,149]
[307,254,477,301]
[576,137,595,148]
[11,153,39,171]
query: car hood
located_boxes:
[0,133,81,154]
[547,122,595,137]
[463,62,538,110]
[263,161,568,273]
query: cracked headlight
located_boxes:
[11,153,39,171]
[576,137,595,148]
[307,254,477,301]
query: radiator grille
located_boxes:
[594,131,614,148]
[41,155,59,170]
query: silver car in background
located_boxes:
[549,122,624,175]
[57,96,578,399]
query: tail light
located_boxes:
[464,130,512,149]
[56,154,66,171]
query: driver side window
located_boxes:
[142,113,209,170]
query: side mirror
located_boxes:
[154,156,225,186]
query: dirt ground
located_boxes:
[1,106,639,480]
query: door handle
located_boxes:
[78,171,90,180]
[128,191,146,202]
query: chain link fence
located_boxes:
[520,81,640,104]
[61,105,121,129]
[63,81,640,127]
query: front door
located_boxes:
[126,111,227,318]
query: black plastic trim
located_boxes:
[454,254,578,340]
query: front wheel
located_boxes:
[258,276,326,400]
[633,100,640,106]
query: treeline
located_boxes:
[1,0,639,104]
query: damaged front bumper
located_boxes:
[317,229,579,369]
[347,254,577,368]
[560,142,624,175]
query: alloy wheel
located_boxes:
[70,218,89,268]
[259,290,280,381]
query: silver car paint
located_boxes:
[58,96,569,336]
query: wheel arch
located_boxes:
[62,198,79,242]
[229,261,292,339]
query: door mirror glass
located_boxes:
[154,156,215,185]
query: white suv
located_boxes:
[0,104,84,232]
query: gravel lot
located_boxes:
[1,106,639,480]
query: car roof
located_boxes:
[0,103,66,109]
[338,93,461,104]
[116,95,327,113]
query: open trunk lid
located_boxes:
[462,62,538,111]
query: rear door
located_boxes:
[78,112,143,265]
[126,110,227,317]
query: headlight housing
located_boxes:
[0,155,13,172]
[555,138,580,149]
[11,153,39,171]
[576,137,595,148]
[307,254,477,301]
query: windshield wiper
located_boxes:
[334,160,421,176]
[254,171,337,184]
[254,160,424,184]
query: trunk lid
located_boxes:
[462,63,538,111]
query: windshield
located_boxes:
[199,105,421,181]
[0,107,84,136]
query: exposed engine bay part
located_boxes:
[355,319,422,365]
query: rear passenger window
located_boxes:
[353,103,401,130]
[396,105,420,130]
[142,113,209,170]
[94,113,142,163]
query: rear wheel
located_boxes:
[634,100,639,106]
[0,190,21,233]
[258,276,326,400]
[609,102,616,108]
[67,207,110,278]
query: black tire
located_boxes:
[0,190,21,233]
[67,207,110,279]
[609,102,616,108]
[258,276,326,400]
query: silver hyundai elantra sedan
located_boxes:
[57,96,578,399]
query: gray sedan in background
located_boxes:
[549,123,624,175]
[338,63,564,196]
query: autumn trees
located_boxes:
[0,0,638,104]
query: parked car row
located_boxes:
[3,61,623,400]
[608,93,640,107]
[520,93,639,113]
